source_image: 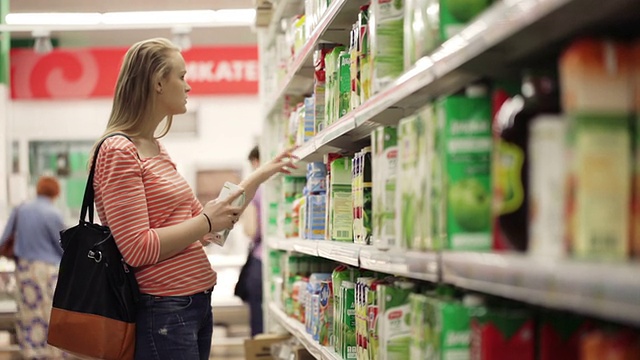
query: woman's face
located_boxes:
[158,51,191,115]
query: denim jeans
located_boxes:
[134,291,213,360]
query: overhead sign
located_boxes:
[10,46,258,99]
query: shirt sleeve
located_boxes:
[0,208,17,246]
[95,143,161,267]
[45,209,65,256]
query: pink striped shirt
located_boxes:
[93,136,215,296]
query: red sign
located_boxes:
[10,46,258,99]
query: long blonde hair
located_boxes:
[91,38,180,156]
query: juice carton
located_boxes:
[580,327,640,360]
[436,85,493,250]
[306,161,327,195]
[318,280,334,346]
[424,293,479,360]
[354,148,373,245]
[212,182,246,246]
[372,126,399,249]
[470,307,534,360]
[359,5,372,102]
[350,23,360,111]
[560,39,634,261]
[397,115,421,250]
[368,279,385,360]
[417,106,435,250]
[307,194,327,240]
[314,44,335,133]
[370,0,405,94]
[409,293,428,360]
[538,311,593,360]
[339,51,352,118]
[528,116,568,258]
[307,273,332,339]
[341,281,357,359]
[439,0,491,41]
[378,281,415,360]
[330,157,354,241]
[632,41,640,259]
[357,278,376,359]
[333,266,352,353]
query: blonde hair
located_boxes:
[92,38,180,155]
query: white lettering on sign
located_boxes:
[185,60,259,82]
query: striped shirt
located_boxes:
[93,136,215,296]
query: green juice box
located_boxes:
[342,281,357,359]
[372,126,399,249]
[339,51,352,118]
[371,0,405,94]
[333,265,351,353]
[368,279,383,360]
[330,157,354,241]
[436,86,492,250]
[409,293,428,359]
[424,293,482,360]
[396,115,425,249]
[378,281,415,360]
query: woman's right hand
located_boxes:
[202,188,245,233]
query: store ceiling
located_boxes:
[8,0,258,48]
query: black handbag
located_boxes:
[234,251,252,302]
[48,133,139,360]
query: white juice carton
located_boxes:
[211,181,246,246]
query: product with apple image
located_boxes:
[339,51,352,118]
[437,86,492,251]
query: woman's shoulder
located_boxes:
[99,135,138,157]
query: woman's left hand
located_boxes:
[258,147,299,180]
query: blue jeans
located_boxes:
[135,291,213,360]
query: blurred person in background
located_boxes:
[240,145,264,336]
[0,176,66,359]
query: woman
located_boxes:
[91,38,295,360]
[0,176,66,359]
[241,145,264,337]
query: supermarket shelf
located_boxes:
[269,0,640,159]
[264,0,305,48]
[264,0,369,116]
[316,241,362,267]
[268,302,341,360]
[442,252,640,326]
[269,237,439,280]
[359,248,440,283]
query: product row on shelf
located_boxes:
[257,0,640,358]
[266,252,640,360]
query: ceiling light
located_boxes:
[102,10,217,25]
[6,12,101,25]
[212,9,256,24]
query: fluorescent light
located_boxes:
[102,10,217,25]
[212,9,256,24]
[6,12,102,25]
